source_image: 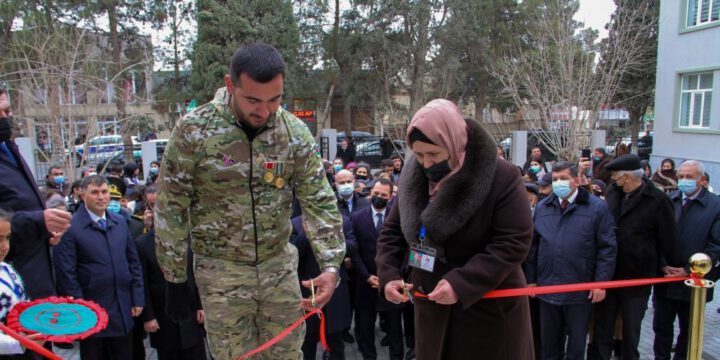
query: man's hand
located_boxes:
[143,209,154,229]
[384,280,413,304]
[44,208,71,234]
[343,257,353,270]
[300,272,338,311]
[578,158,591,185]
[367,275,379,288]
[589,289,606,303]
[428,279,458,305]
[196,310,205,324]
[662,266,688,277]
[48,232,63,246]
[144,319,160,333]
[131,306,143,317]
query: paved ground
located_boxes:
[51,294,720,359]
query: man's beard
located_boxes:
[230,98,273,130]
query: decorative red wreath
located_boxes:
[6,296,108,342]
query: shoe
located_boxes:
[381,336,389,347]
[343,330,355,344]
[405,348,416,360]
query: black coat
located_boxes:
[290,215,356,335]
[350,205,404,312]
[336,143,356,165]
[336,192,370,219]
[655,188,720,302]
[54,205,144,337]
[0,141,56,299]
[605,179,677,297]
[136,230,205,351]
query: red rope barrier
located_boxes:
[234,308,328,360]
[0,323,62,360]
[413,276,690,300]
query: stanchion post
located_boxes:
[685,253,715,360]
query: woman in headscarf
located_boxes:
[651,158,678,193]
[375,99,534,360]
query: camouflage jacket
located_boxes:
[155,88,345,283]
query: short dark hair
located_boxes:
[380,159,394,168]
[373,178,394,195]
[46,165,62,176]
[80,175,108,191]
[229,43,285,84]
[552,161,578,177]
[71,179,82,191]
[144,184,157,195]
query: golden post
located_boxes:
[685,253,715,360]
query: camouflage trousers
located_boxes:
[195,246,304,360]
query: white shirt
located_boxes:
[561,187,580,205]
[372,206,387,223]
[87,210,107,226]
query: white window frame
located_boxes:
[687,0,720,27]
[679,72,713,129]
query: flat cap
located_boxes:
[524,182,539,195]
[537,172,553,186]
[605,154,642,171]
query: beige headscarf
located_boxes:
[406,99,468,195]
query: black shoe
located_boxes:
[343,330,355,344]
[54,342,73,349]
[381,335,389,347]
[405,348,416,360]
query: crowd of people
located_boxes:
[1,43,720,360]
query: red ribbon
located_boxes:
[413,276,691,300]
[234,308,329,360]
[0,323,62,360]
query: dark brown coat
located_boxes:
[376,119,534,360]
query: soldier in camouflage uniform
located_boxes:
[154,43,345,360]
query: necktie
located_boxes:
[0,142,17,167]
[97,218,107,229]
[375,213,384,234]
[560,199,569,213]
[681,198,691,219]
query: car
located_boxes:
[96,139,168,176]
[71,135,139,167]
[336,131,375,142]
[355,139,405,168]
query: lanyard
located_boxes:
[0,266,24,299]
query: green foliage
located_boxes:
[189,0,300,103]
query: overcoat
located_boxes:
[54,205,144,337]
[0,141,56,299]
[376,119,534,360]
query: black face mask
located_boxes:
[0,116,12,142]
[356,174,367,181]
[371,195,388,210]
[423,160,452,182]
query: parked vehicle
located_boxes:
[96,139,168,176]
[71,135,139,167]
[355,140,405,167]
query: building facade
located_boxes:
[653,0,720,191]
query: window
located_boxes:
[687,0,720,27]
[679,72,714,128]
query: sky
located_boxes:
[576,0,617,39]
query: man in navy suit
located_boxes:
[0,87,72,301]
[290,214,357,360]
[351,178,405,360]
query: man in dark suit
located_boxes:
[351,178,406,360]
[54,175,144,359]
[653,160,720,360]
[0,87,72,302]
[291,214,356,360]
[590,154,676,360]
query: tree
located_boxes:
[600,0,659,153]
[189,0,300,103]
[491,0,655,161]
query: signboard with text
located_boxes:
[292,110,317,135]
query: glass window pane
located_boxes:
[689,74,699,89]
[701,0,711,22]
[700,73,714,89]
[688,0,698,26]
[713,0,720,20]
[702,92,712,127]
[693,93,703,126]
[680,93,691,127]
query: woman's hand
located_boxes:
[428,279,458,305]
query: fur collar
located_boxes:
[398,119,497,245]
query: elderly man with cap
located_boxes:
[537,172,553,203]
[589,154,677,360]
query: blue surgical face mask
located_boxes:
[107,200,122,214]
[53,175,65,185]
[552,180,573,199]
[337,183,354,197]
[678,178,698,196]
[149,167,159,175]
[333,164,343,173]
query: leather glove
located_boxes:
[165,281,193,323]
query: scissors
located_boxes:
[310,279,318,308]
[401,279,414,304]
